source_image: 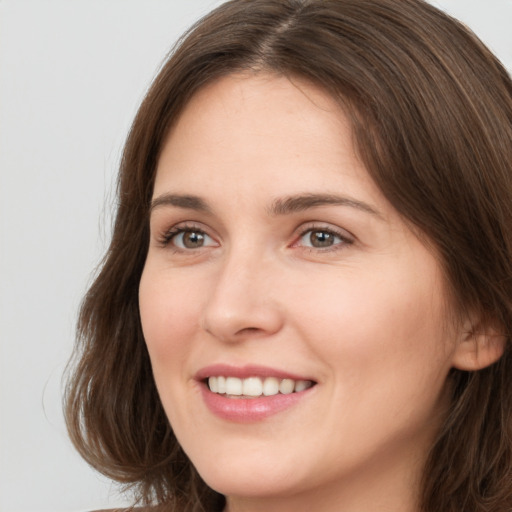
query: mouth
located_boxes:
[196,365,317,421]
[206,375,315,398]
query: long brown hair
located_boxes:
[65,1,512,510]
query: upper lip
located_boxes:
[195,364,315,382]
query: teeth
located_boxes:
[225,376,243,395]
[217,376,226,394]
[242,377,263,396]
[279,378,295,394]
[207,376,313,397]
[263,377,279,396]
[208,376,218,393]
[294,380,310,392]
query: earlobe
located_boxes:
[451,317,506,371]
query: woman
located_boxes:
[65,0,512,511]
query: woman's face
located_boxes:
[139,73,463,510]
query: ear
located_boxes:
[451,314,506,371]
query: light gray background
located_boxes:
[1,1,511,511]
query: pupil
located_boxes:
[184,231,204,248]
[310,231,333,247]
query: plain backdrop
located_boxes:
[1,1,511,511]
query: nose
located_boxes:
[201,249,284,343]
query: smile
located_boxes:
[207,376,314,398]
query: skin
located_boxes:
[139,73,474,512]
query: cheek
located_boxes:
[296,265,454,435]
[139,266,202,365]
[288,260,453,378]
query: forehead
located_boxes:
[161,73,346,159]
[154,73,382,204]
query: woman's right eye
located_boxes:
[164,228,217,250]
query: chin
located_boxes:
[189,450,307,499]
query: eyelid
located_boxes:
[156,221,219,249]
[291,222,355,250]
[174,230,217,250]
[153,219,354,254]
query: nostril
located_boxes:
[235,326,263,337]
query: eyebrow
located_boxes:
[150,193,212,214]
[150,192,381,218]
[268,193,382,218]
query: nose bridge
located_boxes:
[201,242,283,341]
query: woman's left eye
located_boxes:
[297,228,351,249]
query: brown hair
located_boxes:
[65,0,512,510]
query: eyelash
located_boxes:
[156,223,353,253]
[157,223,213,250]
[295,224,354,252]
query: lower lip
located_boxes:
[200,383,314,423]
